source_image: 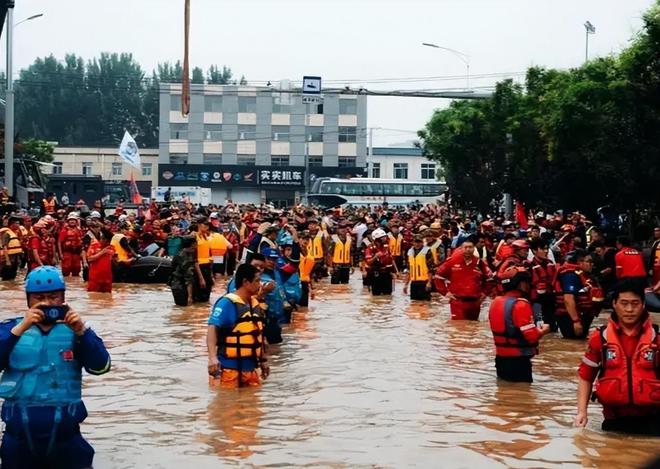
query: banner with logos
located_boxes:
[159,164,305,188]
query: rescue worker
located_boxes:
[434,235,492,320]
[193,218,214,303]
[0,187,12,216]
[207,264,269,388]
[424,229,445,267]
[40,193,58,217]
[496,239,530,294]
[0,217,23,281]
[651,227,660,285]
[403,235,434,301]
[0,266,111,468]
[110,223,138,266]
[528,238,557,331]
[298,234,316,307]
[168,236,198,306]
[28,221,57,272]
[364,228,396,296]
[308,219,328,280]
[327,223,353,284]
[575,279,660,435]
[614,236,646,284]
[258,248,286,344]
[554,249,603,340]
[86,229,115,293]
[387,223,405,272]
[257,226,278,256]
[81,218,101,282]
[58,213,84,277]
[488,269,551,382]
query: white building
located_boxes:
[368,147,438,181]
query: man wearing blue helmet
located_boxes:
[0,266,111,468]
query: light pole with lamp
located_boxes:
[422,42,471,90]
[584,21,596,62]
[4,9,44,197]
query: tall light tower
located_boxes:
[422,42,471,90]
[584,21,596,62]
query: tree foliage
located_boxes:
[13,54,241,148]
[419,2,660,215]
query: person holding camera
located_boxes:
[0,266,111,468]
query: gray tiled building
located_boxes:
[158,83,367,205]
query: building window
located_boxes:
[308,156,322,167]
[170,123,188,140]
[204,124,223,141]
[237,154,256,166]
[171,94,182,112]
[371,162,381,178]
[393,163,408,179]
[170,154,188,164]
[52,162,63,175]
[271,155,289,166]
[421,163,436,180]
[272,102,290,114]
[82,163,93,176]
[112,163,122,176]
[339,99,357,115]
[238,125,256,140]
[338,157,356,167]
[238,96,256,113]
[306,127,323,142]
[338,127,357,143]
[142,163,152,176]
[205,96,222,112]
[203,154,222,164]
[272,125,290,142]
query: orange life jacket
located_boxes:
[42,199,55,215]
[489,296,538,357]
[530,258,556,300]
[61,227,83,253]
[594,318,660,407]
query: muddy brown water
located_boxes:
[0,275,657,468]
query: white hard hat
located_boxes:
[372,228,387,240]
[66,212,80,220]
[89,211,101,218]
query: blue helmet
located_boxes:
[261,247,280,259]
[25,266,66,294]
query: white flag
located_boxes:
[118,131,142,169]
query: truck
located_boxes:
[151,186,211,205]
[46,175,133,208]
[0,156,47,209]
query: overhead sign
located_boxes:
[159,164,305,188]
[302,76,322,95]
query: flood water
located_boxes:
[0,275,657,468]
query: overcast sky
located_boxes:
[5,0,655,146]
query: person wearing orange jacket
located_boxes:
[575,279,660,435]
[434,235,492,320]
[614,236,646,283]
[58,213,84,277]
[528,238,557,331]
[495,239,530,294]
[298,234,316,307]
[489,269,551,382]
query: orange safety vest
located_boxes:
[42,199,56,214]
[331,234,352,265]
[594,318,660,407]
[299,252,315,283]
[388,233,403,256]
[196,233,211,265]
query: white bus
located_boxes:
[309,178,448,207]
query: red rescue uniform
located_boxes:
[87,241,115,293]
[28,234,56,271]
[435,256,491,320]
[489,292,543,357]
[59,226,84,277]
[579,315,660,421]
[614,248,646,280]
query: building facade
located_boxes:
[51,147,159,193]
[368,147,438,182]
[158,83,367,205]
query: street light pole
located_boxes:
[422,42,471,90]
[584,21,596,62]
[4,2,14,196]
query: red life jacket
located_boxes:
[31,235,55,265]
[61,227,83,252]
[489,296,538,357]
[530,258,556,301]
[553,263,595,316]
[495,257,526,294]
[594,318,660,407]
[42,198,55,215]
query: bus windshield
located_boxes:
[318,181,444,197]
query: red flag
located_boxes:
[515,201,528,229]
[129,172,143,204]
[181,0,191,116]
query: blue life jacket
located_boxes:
[0,324,82,407]
[283,272,302,304]
[261,269,285,323]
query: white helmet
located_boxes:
[66,212,80,220]
[89,211,101,219]
[372,228,387,240]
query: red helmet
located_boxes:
[511,239,529,249]
[499,267,531,291]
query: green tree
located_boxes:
[20,138,55,163]
[191,67,205,84]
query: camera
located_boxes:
[38,305,70,324]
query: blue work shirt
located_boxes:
[208,298,256,371]
[559,271,584,295]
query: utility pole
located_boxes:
[367,127,374,177]
[585,21,596,62]
[4,1,14,195]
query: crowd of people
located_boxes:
[0,195,658,466]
